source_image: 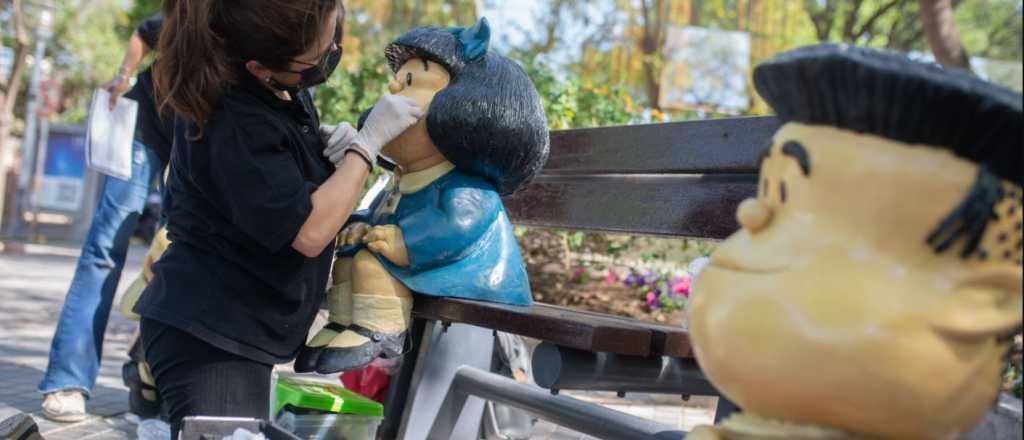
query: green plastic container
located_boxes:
[272,374,384,440]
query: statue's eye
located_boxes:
[406,72,413,87]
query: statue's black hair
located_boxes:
[381,26,550,196]
[754,44,1023,260]
[754,44,1022,185]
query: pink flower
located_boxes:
[646,292,659,308]
[605,270,618,284]
[672,274,692,296]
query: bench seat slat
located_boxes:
[412,296,692,358]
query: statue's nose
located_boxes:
[388,79,404,94]
[737,198,773,233]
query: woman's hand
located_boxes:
[102,73,131,110]
[338,222,371,246]
[345,95,423,166]
[322,122,359,167]
[363,225,410,267]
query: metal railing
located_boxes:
[427,366,687,440]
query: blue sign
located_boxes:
[39,127,88,211]
[44,130,87,178]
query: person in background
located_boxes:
[37,14,171,422]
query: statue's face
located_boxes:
[688,122,1023,439]
[381,58,451,167]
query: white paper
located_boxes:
[86,88,138,180]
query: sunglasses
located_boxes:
[283,24,343,74]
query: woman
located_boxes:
[133,0,421,435]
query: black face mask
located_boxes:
[269,46,342,95]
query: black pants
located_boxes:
[140,318,272,439]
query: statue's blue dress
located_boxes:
[338,164,531,306]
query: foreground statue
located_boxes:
[688,44,1023,439]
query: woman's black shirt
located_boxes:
[134,75,335,364]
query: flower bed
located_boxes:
[517,228,713,324]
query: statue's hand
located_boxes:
[363,225,410,267]
[339,222,371,246]
[142,228,170,281]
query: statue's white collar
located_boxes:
[398,161,456,195]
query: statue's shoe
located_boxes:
[315,325,406,374]
[295,322,349,373]
[122,361,160,419]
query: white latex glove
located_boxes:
[344,94,423,167]
[321,122,358,167]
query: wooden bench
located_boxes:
[381,116,781,440]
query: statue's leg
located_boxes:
[122,331,161,418]
[295,257,354,372]
[686,426,727,440]
[316,250,413,374]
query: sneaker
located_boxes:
[40,390,86,423]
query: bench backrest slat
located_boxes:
[542,116,778,175]
[504,174,756,239]
[503,116,780,238]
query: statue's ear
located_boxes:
[928,267,1023,338]
[449,17,491,61]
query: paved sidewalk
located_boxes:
[1,241,144,439]
[0,241,716,440]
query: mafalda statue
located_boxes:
[296,18,549,374]
[687,44,1022,440]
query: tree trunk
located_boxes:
[919,0,971,71]
[0,0,31,233]
[640,0,668,110]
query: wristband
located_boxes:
[343,148,374,171]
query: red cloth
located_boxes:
[340,365,392,403]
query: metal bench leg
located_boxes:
[381,318,428,439]
[714,396,740,423]
[428,366,686,440]
[395,321,495,440]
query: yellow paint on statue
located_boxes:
[688,123,1023,440]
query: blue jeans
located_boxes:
[38,141,162,396]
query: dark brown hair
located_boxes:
[154,0,342,133]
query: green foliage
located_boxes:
[956,0,1024,61]
[315,56,393,125]
[50,0,133,124]
[516,52,643,129]
[316,48,642,133]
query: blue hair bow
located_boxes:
[448,17,491,62]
